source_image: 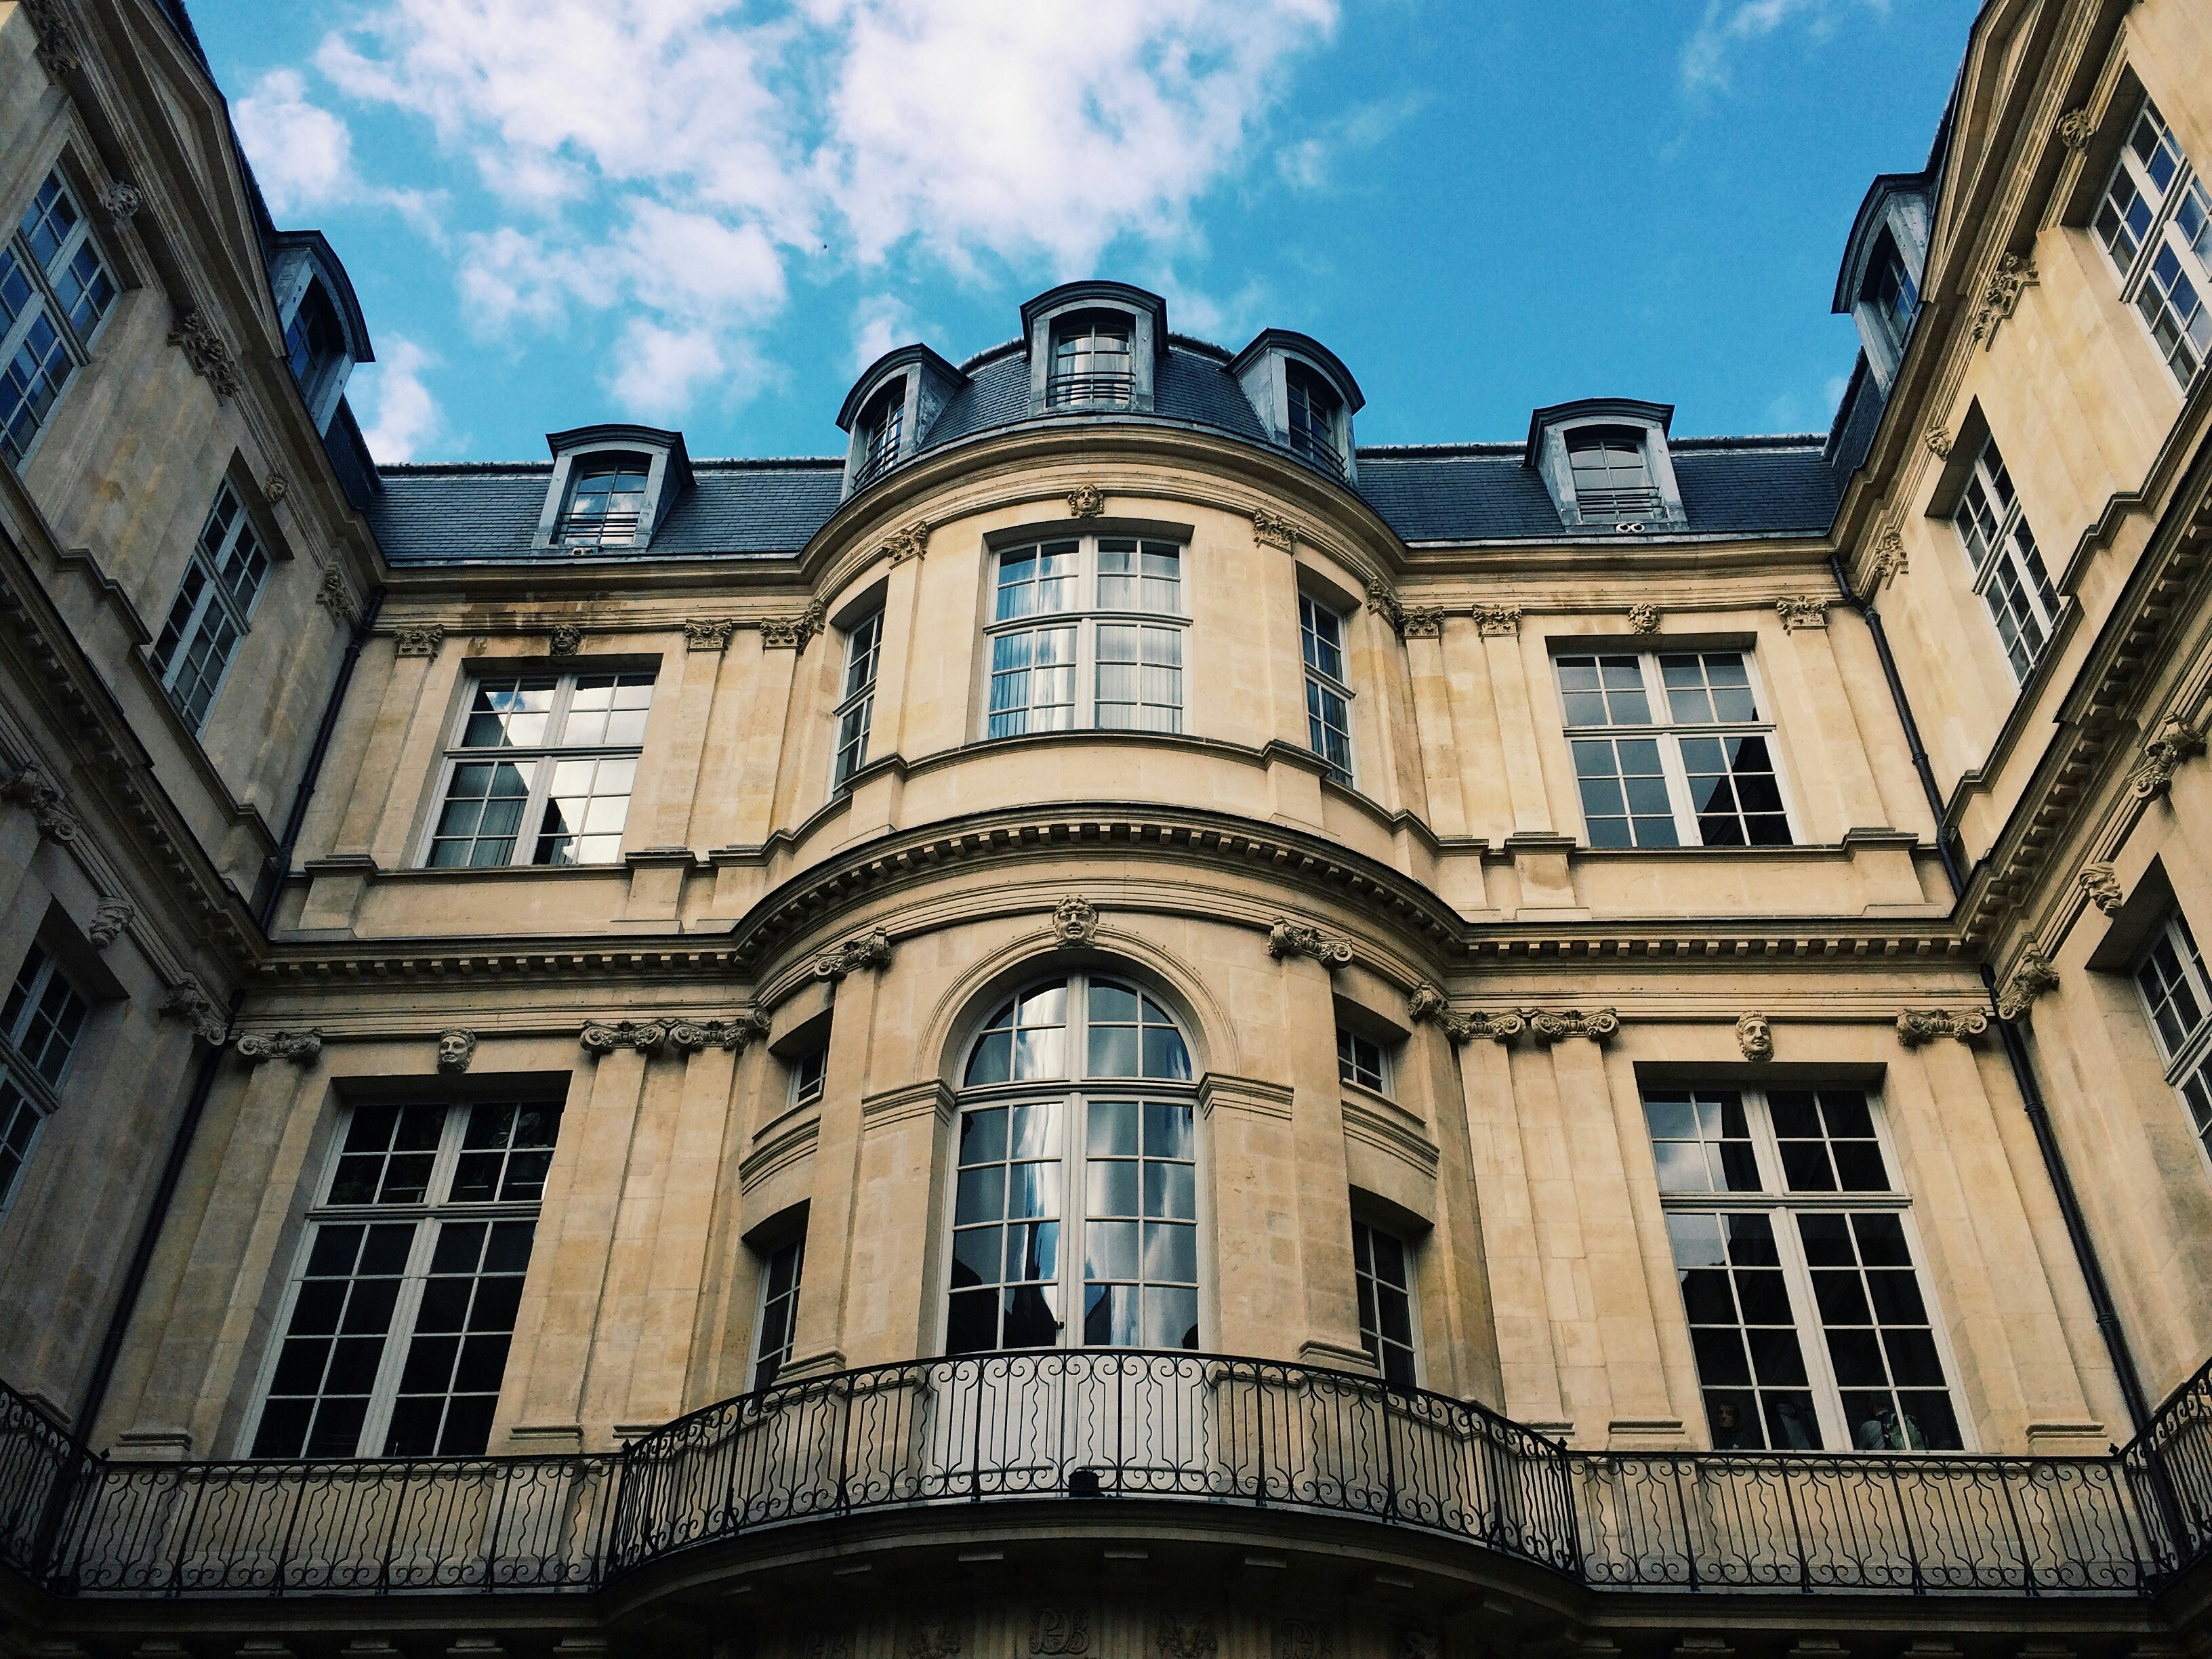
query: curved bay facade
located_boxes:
[3,0,2212,1655]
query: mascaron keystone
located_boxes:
[814,928,893,981]
[438,1029,478,1073]
[1065,483,1104,519]
[1050,895,1101,945]
[1267,917,1354,970]
[2078,861,2123,915]
[548,623,585,657]
[1896,1008,1990,1048]
[89,899,134,947]
[1736,1012,1773,1061]
[234,1029,324,1065]
[1628,603,1661,634]
[1157,1614,1216,1659]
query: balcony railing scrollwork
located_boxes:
[1,1347,2207,1599]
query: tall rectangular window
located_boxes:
[555,457,648,548]
[0,941,88,1224]
[251,1099,561,1459]
[834,609,882,789]
[985,535,1184,738]
[1952,434,2061,682]
[1351,1218,1418,1386]
[0,169,115,463]
[2133,911,2212,1169]
[2094,96,2212,386]
[152,485,272,732]
[1300,593,1353,785]
[1644,1084,1964,1453]
[1557,650,1791,848]
[425,668,655,867]
[751,1234,804,1391]
[1047,312,1134,406]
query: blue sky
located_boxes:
[192,0,1980,465]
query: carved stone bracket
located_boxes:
[1995,946,2059,1021]
[1971,253,2038,349]
[814,928,893,981]
[96,180,142,221]
[23,0,81,77]
[2,764,79,842]
[1407,983,1521,1044]
[161,982,228,1046]
[1925,424,1952,460]
[2078,861,2123,916]
[1267,917,1353,970]
[89,899,133,947]
[883,520,930,563]
[1525,1007,1620,1045]
[548,624,585,657]
[2128,716,2203,800]
[167,310,241,399]
[438,1029,478,1073]
[1364,581,1405,638]
[1868,526,1907,589]
[668,1010,773,1052]
[1066,483,1103,519]
[682,619,736,651]
[1471,604,1521,636]
[1400,607,1443,638]
[761,603,825,652]
[1736,1012,1773,1061]
[1252,509,1296,552]
[1896,1008,1990,1048]
[1627,603,1661,634]
[1157,1614,1216,1659]
[1775,596,1829,632]
[235,1029,323,1065]
[1050,895,1101,945]
[2056,108,2095,151]
[393,623,445,658]
[314,566,357,624]
[579,1019,669,1055]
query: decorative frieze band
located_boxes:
[1267,917,1353,969]
[1406,985,1616,1045]
[235,1029,323,1065]
[1896,1008,1989,1047]
[814,928,893,981]
[579,1010,772,1055]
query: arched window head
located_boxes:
[1565,427,1660,518]
[558,454,651,548]
[963,977,1191,1085]
[1048,312,1135,407]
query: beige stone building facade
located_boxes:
[1,0,2211,1654]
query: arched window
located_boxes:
[947,973,1198,1355]
[1048,312,1134,406]
[556,454,650,548]
[1565,426,1661,519]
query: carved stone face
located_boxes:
[438,1029,477,1072]
[1736,1013,1773,1062]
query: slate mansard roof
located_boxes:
[369,332,1858,565]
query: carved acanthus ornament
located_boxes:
[2078,862,2123,916]
[1775,596,1829,632]
[1525,1007,1620,1045]
[1032,1610,1090,1656]
[393,623,445,658]
[1252,509,1296,552]
[2056,108,2095,151]
[814,928,893,981]
[760,603,825,652]
[1156,1614,1217,1659]
[1399,607,1443,638]
[668,1010,773,1052]
[437,1029,478,1073]
[1364,580,1405,638]
[1736,1012,1773,1062]
[1406,983,1521,1044]
[1628,603,1661,634]
[1995,946,2060,1021]
[97,181,143,222]
[548,624,585,657]
[683,619,736,651]
[579,1019,669,1055]
[2127,716,2203,800]
[314,566,356,623]
[1066,483,1104,519]
[1470,604,1521,636]
[161,982,228,1046]
[1925,424,1952,460]
[2,764,79,842]
[1050,896,1101,945]
[22,0,81,77]
[1868,526,1907,589]
[1896,1008,1990,1048]
[89,900,133,947]
[234,1029,323,1065]
[1267,917,1354,970]
[167,310,242,399]
[1970,254,2038,348]
[882,520,930,563]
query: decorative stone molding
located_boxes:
[437,1029,478,1073]
[1970,253,2038,348]
[1925,424,1952,460]
[1868,526,1907,588]
[1736,1012,1773,1062]
[1399,607,1443,638]
[882,520,930,564]
[907,1618,960,1659]
[1525,1007,1620,1045]
[314,565,356,624]
[2078,861,2123,916]
[1995,946,2060,1021]
[2127,716,2203,800]
[167,310,242,399]
[1267,917,1353,969]
[96,180,142,221]
[1896,1008,1989,1048]
[548,624,585,657]
[668,1010,772,1052]
[1251,509,1296,552]
[2056,107,2095,151]
[1364,580,1405,638]
[1628,603,1661,634]
[1274,1623,1329,1659]
[814,928,893,981]
[161,982,228,1046]
[1032,1612,1089,1658]
[1406,983,1521,1044]
[2,764,79,842]
[1470,604,1521,636]
[1406,983,1449,1025]
[760,603,825,652]
[1775,596,1829,632]
[393,623,445,658]
[23,0,81,77]
[89,899,133,947]
[1157,1614,1216,1659]
[1050,895,1101,945]
[682,619,737,651]
[1066,483,1104,519]
[234,1029,323,1065]
[579,1019,669,1055]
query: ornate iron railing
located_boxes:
[0,1348,2207,1599]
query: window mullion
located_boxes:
[512,749,552,867]
[1773,1206,1851,1451]
[1656,731,1698,845]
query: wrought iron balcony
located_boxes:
[1046,371,1135,408]
[2,1349,2207,1600]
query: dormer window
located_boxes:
[269,232,372,437]
[836,344,965,499]
[1286,365,1343,477]
[854,384,903,487]
[1833,176,1930,391]
[1525,400,1685,531]
[533,426,691,553]
[283,283,346,408]
[1228,329,1364,483]
[1864,233,1919,361]
[1566,428,1660,518]
[1049,312,1134,407]
[558,456,649,548]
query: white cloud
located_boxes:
[234,69,354,216]
[354,336,441,460]
[300,0,1338,419]
[1681,0,1886,95]
[850,295,910,373]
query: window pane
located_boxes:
[1352,1218,1418,1385]
[1665,1211,1821,1451]
[1798,1212,1960,1450]
[987,626,1077,737]
[461,678,558,748]
[430,760,536,867]
[1643,1090,1759,1193]
[253,1220,417,1458]
[532,756,634,865]
[384,1218,537,1457]
[1574,737,1677,847]
[949,1097,1063,1351]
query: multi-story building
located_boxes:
[1,0,2209,1653]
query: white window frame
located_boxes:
[1350,1215,1420,1387]
[0,940,89,1226]
[1299,591,1355,787]
[832,609,883,792]
[1950,433,2062,684]
[750,1232,804,1391]
[1565,426,1663,520]
[1554,649,1797,848]
[980,533,1188,739]
[789,1043,827,1109]
[2131,909,2212,1174]
[2093,94,2212,388]
[554,454,651,549]
[243,1099,560,1460]
[942,973,1203,1355]
[1644,1083,1973,1454]
[1336,1025,1388,1096]
[1046,312,1136,408]
[151,482,272,733]
[420,666,655,868]
[0,166,116,466]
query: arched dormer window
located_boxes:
[1021,283,1166,415]
[559,455,649,547]
[1048,312,1134,407]
[1862,231,1920,364]
[1565,427,1660,518]
[1286,364,1343,476]
[947,972,1198,1355]
[269,232,372,437]
[835,344,965,499]
[533,425,692,553]
[854,384,903,486]
[1832,175,1931,392]
[1229,329,1364,483]
[1525,399,1685,530]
